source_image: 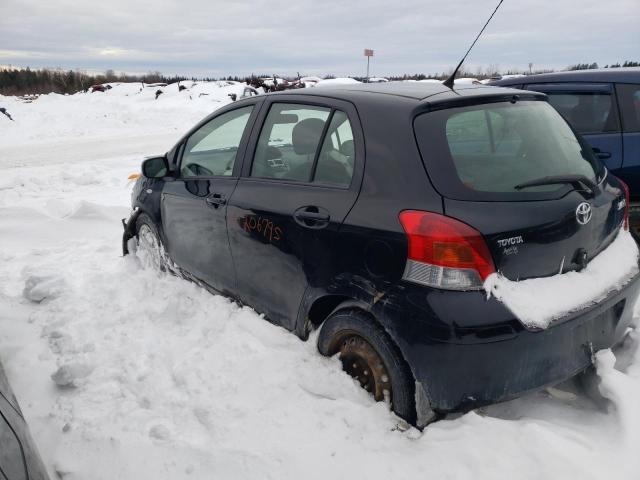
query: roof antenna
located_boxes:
[443,0,505,89]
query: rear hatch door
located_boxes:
[414,97,627,280]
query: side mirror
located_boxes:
[141,156,169,178]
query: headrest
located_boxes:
[340,139,355,157]
[292,118,326,155]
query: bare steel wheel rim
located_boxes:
[137,224,162,270]
[333,332,392,404]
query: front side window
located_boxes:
[545,92,619,134]
[250,104,356,187]
[616,83,640,132]
[181,106,253,177]
[414,100,603,201]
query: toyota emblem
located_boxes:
[576,202,592,225]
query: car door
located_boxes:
[1,364,49,480]
[525,83,623,171]
[161,101,262,296]
[226,96,364,329]
[615,83,640,195]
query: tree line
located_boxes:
[568,61,639,71]
[0,68,189,96]
[1,61,638,96]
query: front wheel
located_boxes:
[135,214,167,271]
[317,309,416,424]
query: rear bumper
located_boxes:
[376,270,640,413]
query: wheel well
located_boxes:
[310,299,417,388]
[123,209,157,256]
[307,295,353,329]
[314,303,422,424]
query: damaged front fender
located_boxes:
[121,208,140,256]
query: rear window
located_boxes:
[414,100,604,201]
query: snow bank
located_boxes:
[485,229,639,329]
[314,78,361,87]
[0,80,241,149]
[23,272,67,302]
[300,75,322,83]
[595,339,640,451]
[453,77,481,84]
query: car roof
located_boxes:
[267,81,543,107]
[271,81,448,100]
[490,67,640,86]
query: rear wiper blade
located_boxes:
[514,175,596,194]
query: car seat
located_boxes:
[287,118,326,181]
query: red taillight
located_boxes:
[618,178,630,231]
[399,210,496,290]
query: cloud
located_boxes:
[0,0,638,77]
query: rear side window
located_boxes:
[414,100,603,201]
[544,92,619,134]
[315,111,355,187]
[251,103,355,187]
[616,84,640,132]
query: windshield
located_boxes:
[414,100,604,201]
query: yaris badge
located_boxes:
[576,202,592,225]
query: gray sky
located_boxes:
[1,0,638,78]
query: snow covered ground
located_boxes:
[2,83,640,479]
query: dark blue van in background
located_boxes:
[490,68,640,228]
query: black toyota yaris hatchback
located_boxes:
[123,82,640,426]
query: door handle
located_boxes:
[206,193,226,208]
[293,206,330,229]
[295,211,329,221]
[592,147,611,160]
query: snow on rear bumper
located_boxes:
[484,229,640,330]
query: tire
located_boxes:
[317,309,416,424]
[134,213,167,271]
